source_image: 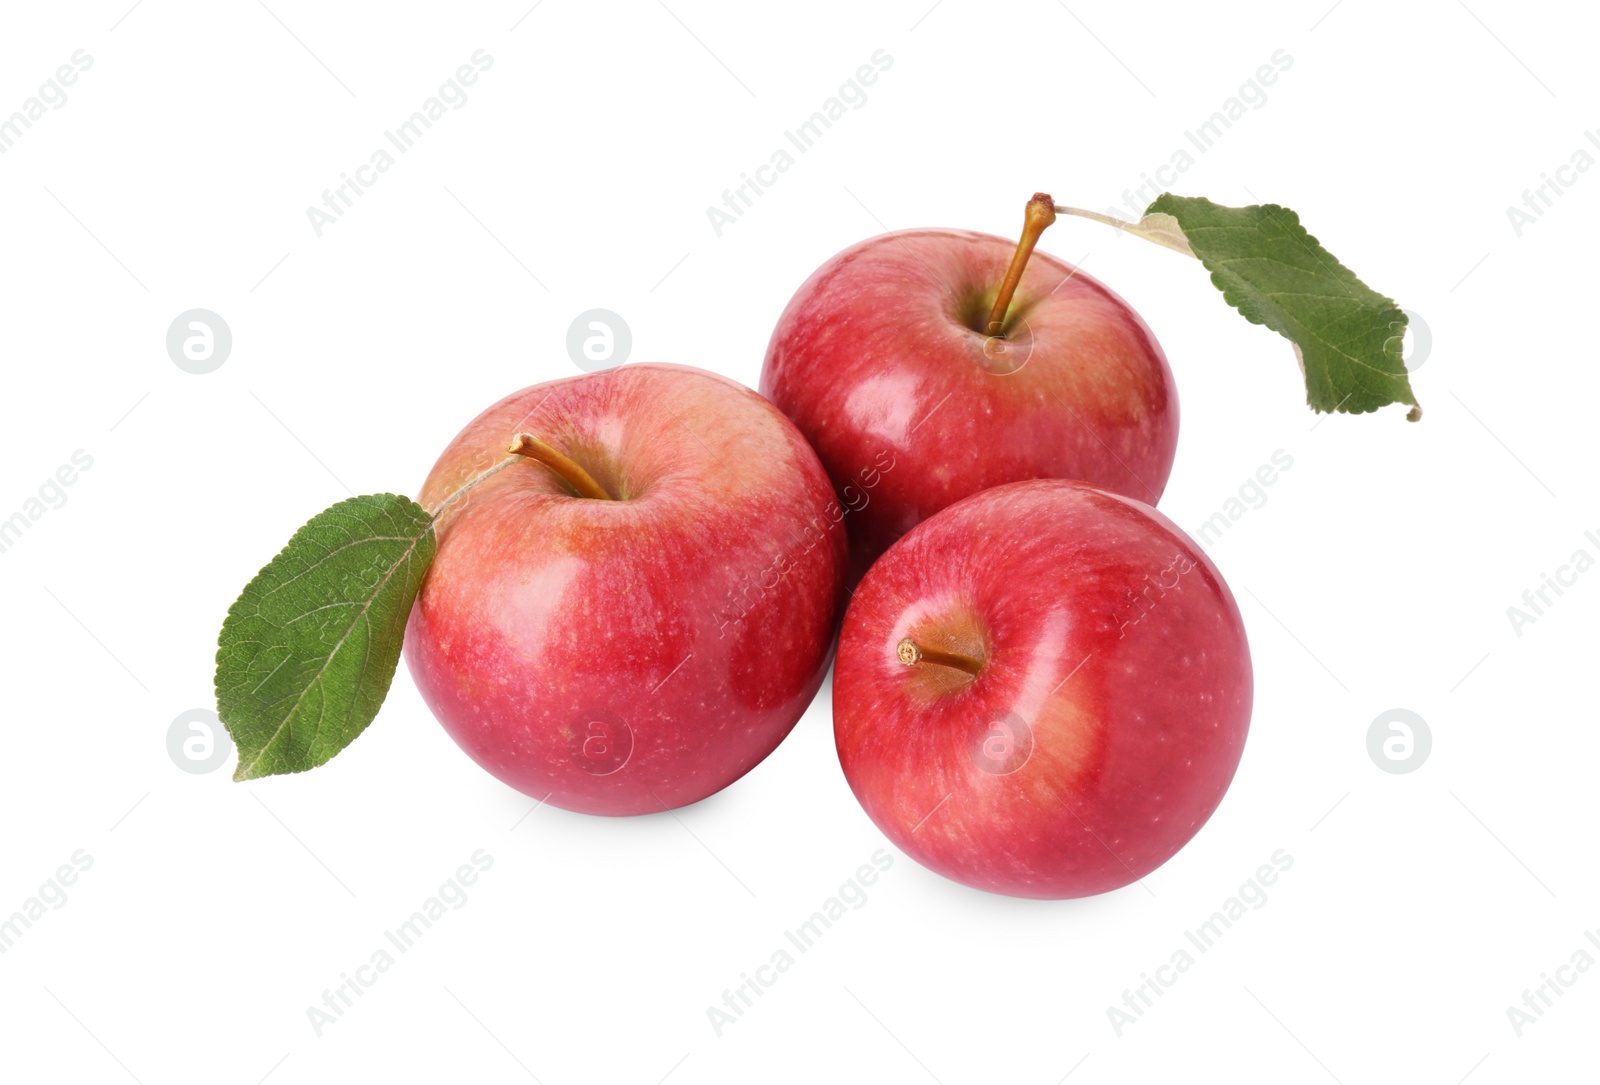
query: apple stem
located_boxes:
[508,433,613,500]
[985,193,1057,337]
[897,637,984,676]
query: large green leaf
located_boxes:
[215,494,436,781]
[1143,194,1418,418]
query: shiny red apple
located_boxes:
[404,364,846,815]
[832,479,1251,898]
[761,195,1177,584]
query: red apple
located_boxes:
[832,479,1251,898]
[761,194,1177,584]
[404,364,847,815]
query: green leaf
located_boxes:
[1141,194,1419,419]
[215,494,436,781]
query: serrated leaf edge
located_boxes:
[215,493,434,782]
[1143,194,1419,417]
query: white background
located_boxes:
[0,1,1593,1081]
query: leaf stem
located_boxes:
[427,432,614,525]
[1052,203,1196,258]
[428,456,521,521]
[986,193,1057,337]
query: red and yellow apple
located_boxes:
[832,479,1251,898]
[405,364,847,815]
[761,195,1178,584]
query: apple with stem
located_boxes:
[832,479,1251,898]
[404,364,847,815]
[761,193,1178,585]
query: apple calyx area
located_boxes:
[896,636,984,677]
[984,192,1057,338]
[507,432,614,500]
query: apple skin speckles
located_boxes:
[762,228,1177,587]
[833,479,1250,899]
[406,364,847,816]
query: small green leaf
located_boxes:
[1141,194,1418,418]
[215,494,436,781]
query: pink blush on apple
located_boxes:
[762,196,1178,585]
[833,478,1251,899]
[404,364,848,816]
